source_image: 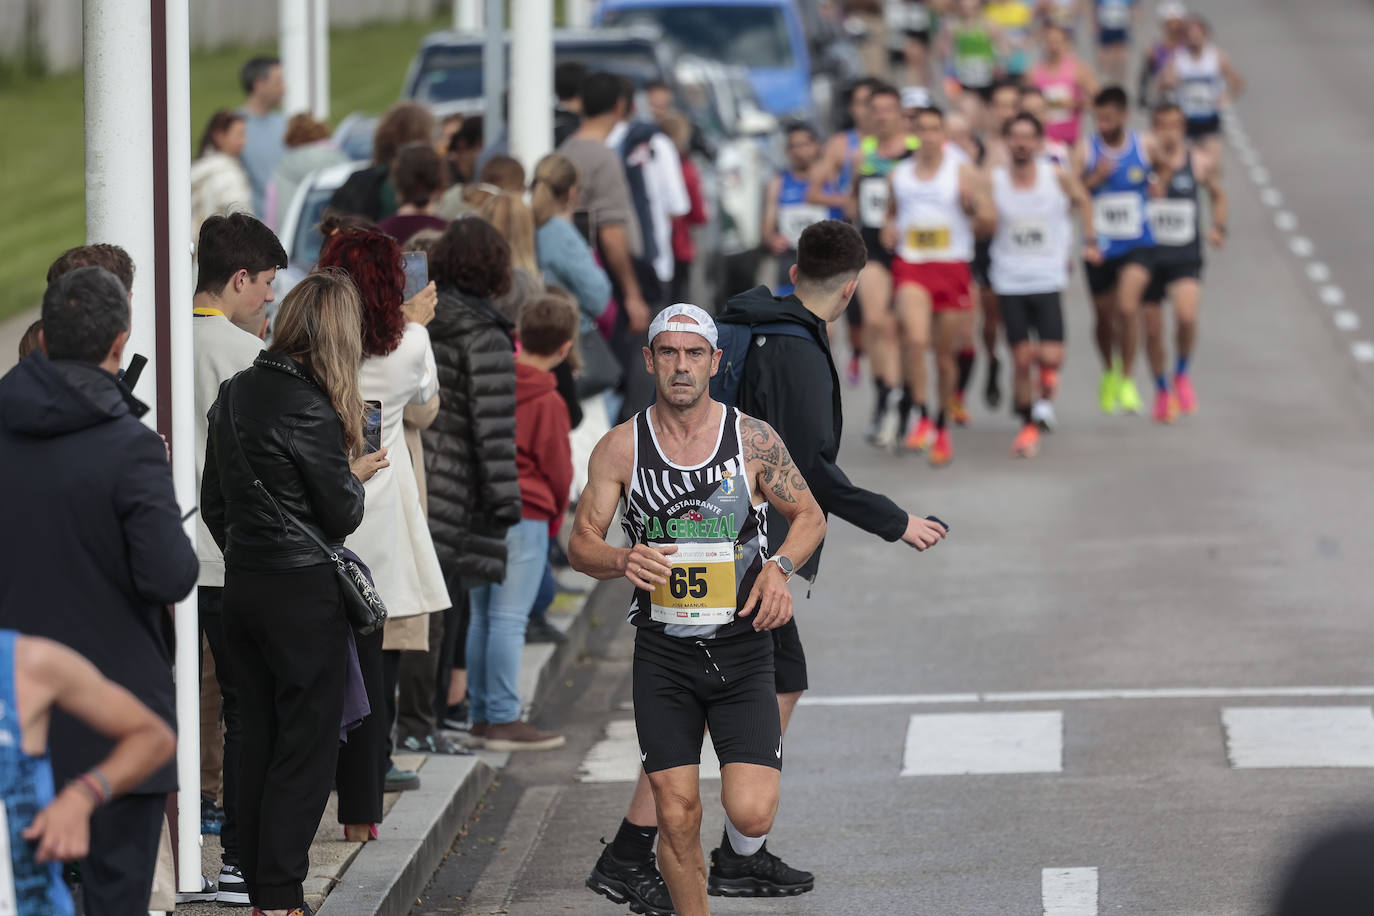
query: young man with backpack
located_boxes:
[582,221,949,915]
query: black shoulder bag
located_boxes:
[223,379,388,635]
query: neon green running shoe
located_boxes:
[1098,368,1121,414]
[1118,378,1143,415]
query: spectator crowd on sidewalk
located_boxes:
[0,50,702,916]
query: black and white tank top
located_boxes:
[621,404,769,640]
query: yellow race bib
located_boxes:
[907,226,951,251]
[649,541,737,626]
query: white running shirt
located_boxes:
[891,154,975,264]
[989,160,1072,295]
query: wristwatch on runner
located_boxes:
[766,555,795,580]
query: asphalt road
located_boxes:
[411,2,1374,912]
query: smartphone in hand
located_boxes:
[402,252,428,302]
[363,400,383,454]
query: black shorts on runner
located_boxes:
[1185,115,1222,140]
[971,238,992,288]
[1085,246,1154,297]
[1144,259,1203,304]
[999,291,1065,345]
[633,628,782,774]
[861,226,894,269]
[771,618,809,694]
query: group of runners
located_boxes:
[761,0,1240,462]
[557,4,1242,916]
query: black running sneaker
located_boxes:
[708,834,815,898]
[586,841,674,915]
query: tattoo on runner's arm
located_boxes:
[741,416,809,505]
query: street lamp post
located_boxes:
[510,0,554,172]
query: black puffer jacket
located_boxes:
[202,351,366,571]
[422,287,521,584]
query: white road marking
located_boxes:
[1320,285,1346,306]
[1042,867,1099,916]
[1274,211,1298,231]
[1305,262,1330,283]
[1239,148,1261,168]
[901,711,1062,776]
[1289,236,1315,257]
[1352,341,1374,362]
[1259,187,1283,207]
[1249,166,1270,185]
[1223,707,1374,768]
[1333,310,1360,331]
[577,719,721,783]
[801,686,1374,707]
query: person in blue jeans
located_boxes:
[468,295,578,751]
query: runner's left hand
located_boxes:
[1083,242,1104,266]
[1208,226,1226,249]
[23,785,94,863]
[738,563,792,631]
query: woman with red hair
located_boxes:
[315,229,454,843]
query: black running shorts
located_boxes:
[633,628,783,774]
[1144,259,1203,305]
[1085,246,1154,297]
[771,618,809,694]
[999,291,1065,345]
[1185,115,1222,140]
[861,227,895,270]
[971,238,992,288]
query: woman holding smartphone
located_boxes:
[317,229,455,844]
[201,271,385,916]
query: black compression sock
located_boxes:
[611,818,658,864]
[936,409,948,430]
[956,348,976,395]
[919,402,929,419]
[873,380,891,416]
[1016,403,1033,425]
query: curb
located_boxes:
[316,577,606,916]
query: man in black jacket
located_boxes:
[0,266,199,914]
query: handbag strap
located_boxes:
[224,376,341,564]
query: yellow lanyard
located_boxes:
[192,307,225,318]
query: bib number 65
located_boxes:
[668,566,709,600]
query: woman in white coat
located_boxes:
[318,229,453,842]
[191,110,254,242]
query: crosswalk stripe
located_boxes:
[1222,706,1374,768]
[901,711,1063,776]
[1042,867,1098,915]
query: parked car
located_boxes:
[401,26,676,112]
[594,0,824,123]
[271,159,369,307]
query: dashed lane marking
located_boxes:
[1274,210,1298,231]
[1306,262,1330,283]
[1223,707,1374,769]
[1333,310,1360,331]
[1351,341,1374,362]
[1289,236,1314,257]
[1042,867,1099,916]
[1320,285,1345,307]
[576,719,721,783]
[901,711,1062,776]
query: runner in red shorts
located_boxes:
[882,105,995,466]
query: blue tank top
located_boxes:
[0,631,75,916]
[1086,130,1154,258]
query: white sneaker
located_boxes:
[216,864,251,905]
[1031,399,1057,431]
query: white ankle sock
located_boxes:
[725,819,766,857]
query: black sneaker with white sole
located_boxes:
[217,863,250,905]
[586,840,674,915]
[708,834,814,898]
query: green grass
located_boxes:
[0,13,449,323]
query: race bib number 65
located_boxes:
[649,542,737,626]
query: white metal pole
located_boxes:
[309,0,329,120]
[482,0,505,148]
[509,0,553,173]
[456,0,483,32]
[565,0,592,28]
[279,0,310,116]
[164,0,201,894]
[84,0,157,419]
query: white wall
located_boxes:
[1,0,444,74]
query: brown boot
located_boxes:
[484,721,566,751]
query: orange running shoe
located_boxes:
[948,394,971,427]
[1152,389,1178,424]
[905,415,936,452]
[928,427,953,467]
[1011,423,1041,458]
[1174,372,1197,414]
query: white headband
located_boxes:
[648,303,718,349]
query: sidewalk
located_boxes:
[181,574,602,916]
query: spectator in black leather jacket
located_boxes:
[202,271,387,916]
[421,217,522,729]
